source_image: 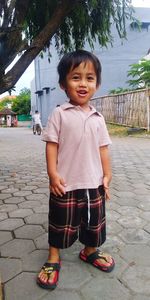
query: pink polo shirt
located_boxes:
[42,102,111,192]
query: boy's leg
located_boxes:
[37,246,60,285]
[82,246,114,268]
[79,186,115,272]
[37,189,83,288]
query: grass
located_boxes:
[107,124,129,136]
[107,123,150,137]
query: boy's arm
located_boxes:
[99,145,112,200]
[46,142,66,196]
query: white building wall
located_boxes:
[31,7,150,126]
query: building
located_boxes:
[31,7,150,126]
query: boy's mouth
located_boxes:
[77,90,87,96]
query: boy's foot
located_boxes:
[37,261,61,290]
[79,249,115,272]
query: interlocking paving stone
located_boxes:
[0,232,13,245]
[1,188,19,194]
[1,129,150,299]
[33,205,48,213]
[0,204,18,213]
[25,213,48,225]
[117,215,146,228]
[22,250,48,271]
[140,211,150,221]
[18,200,42,209]
[26,194,48,201]
[0,218,24,231]
[0,194,12,200]
[122,265,150,295]
[34,233,49,250]
[4,196,25,204]
[9,183,26,189]
[13,191,32,197]
[0,258,22,283]
[0,239,35,258]
[42,222,48,232]
[42,291,82,300]
[14,224,45,239]
[33,188,49,194]
[21,185,38,191]
[144,223,150,234]
[9,208,33,218]
[119,244,150,266]
[4,272,47,300]
[58,261,92,290]
[101,236,125,253]
[80,277,131,300]
[118,228,150,244]
[117,206,141,216]
[137,202,150,211]
[106,210,120,221]
[114,197,140,207]
[0,213,7,221]
[132,296,150,300]
[107,221,123,235]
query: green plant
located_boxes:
[109,87,131,95]
[0,98,12,110]
[11,88,31,115]
[127,59,150,89]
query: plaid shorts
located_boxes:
[48,185,106,249]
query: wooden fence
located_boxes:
[91,88,150,131]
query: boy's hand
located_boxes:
[103,176,111,201]
[49,173,66,196]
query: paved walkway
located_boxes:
[0,127,150,300]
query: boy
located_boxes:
[32,110,43,134]
[37,50,115,290]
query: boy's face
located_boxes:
[60,61,99,109]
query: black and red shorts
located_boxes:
[48,185,106,249]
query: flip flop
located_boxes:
[37,261,61,289]
[79,249,115,272]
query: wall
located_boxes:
[92,88,150,130]
[31,7,150,125]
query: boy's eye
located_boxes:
[87,76,95,80]
[72,75,80,80]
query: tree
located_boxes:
[109,87,131,95]
[0,0,133,95]
[0,97,13,111]
[11,88,31,115]
[127,59,150,89]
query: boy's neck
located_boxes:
[69,101,91,112]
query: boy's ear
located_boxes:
[96,84,100,90]
[60,83,66,91]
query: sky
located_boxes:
[132,0,150,7]
[0,0,150,99]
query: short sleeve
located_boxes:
[99,115,112,147]
[42,108,60,143]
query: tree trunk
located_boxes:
[0,0,79,95]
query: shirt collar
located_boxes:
[60,101,102,117]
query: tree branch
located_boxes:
[0,0,80,94]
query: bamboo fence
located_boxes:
[92,88,150,131]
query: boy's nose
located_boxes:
[79,78,87,86]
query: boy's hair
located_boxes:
[57,49,101,87]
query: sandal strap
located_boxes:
[86,250,110,264]
[42,262,61,274]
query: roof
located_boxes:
[0,95,16,103]
[0,108,16,116]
